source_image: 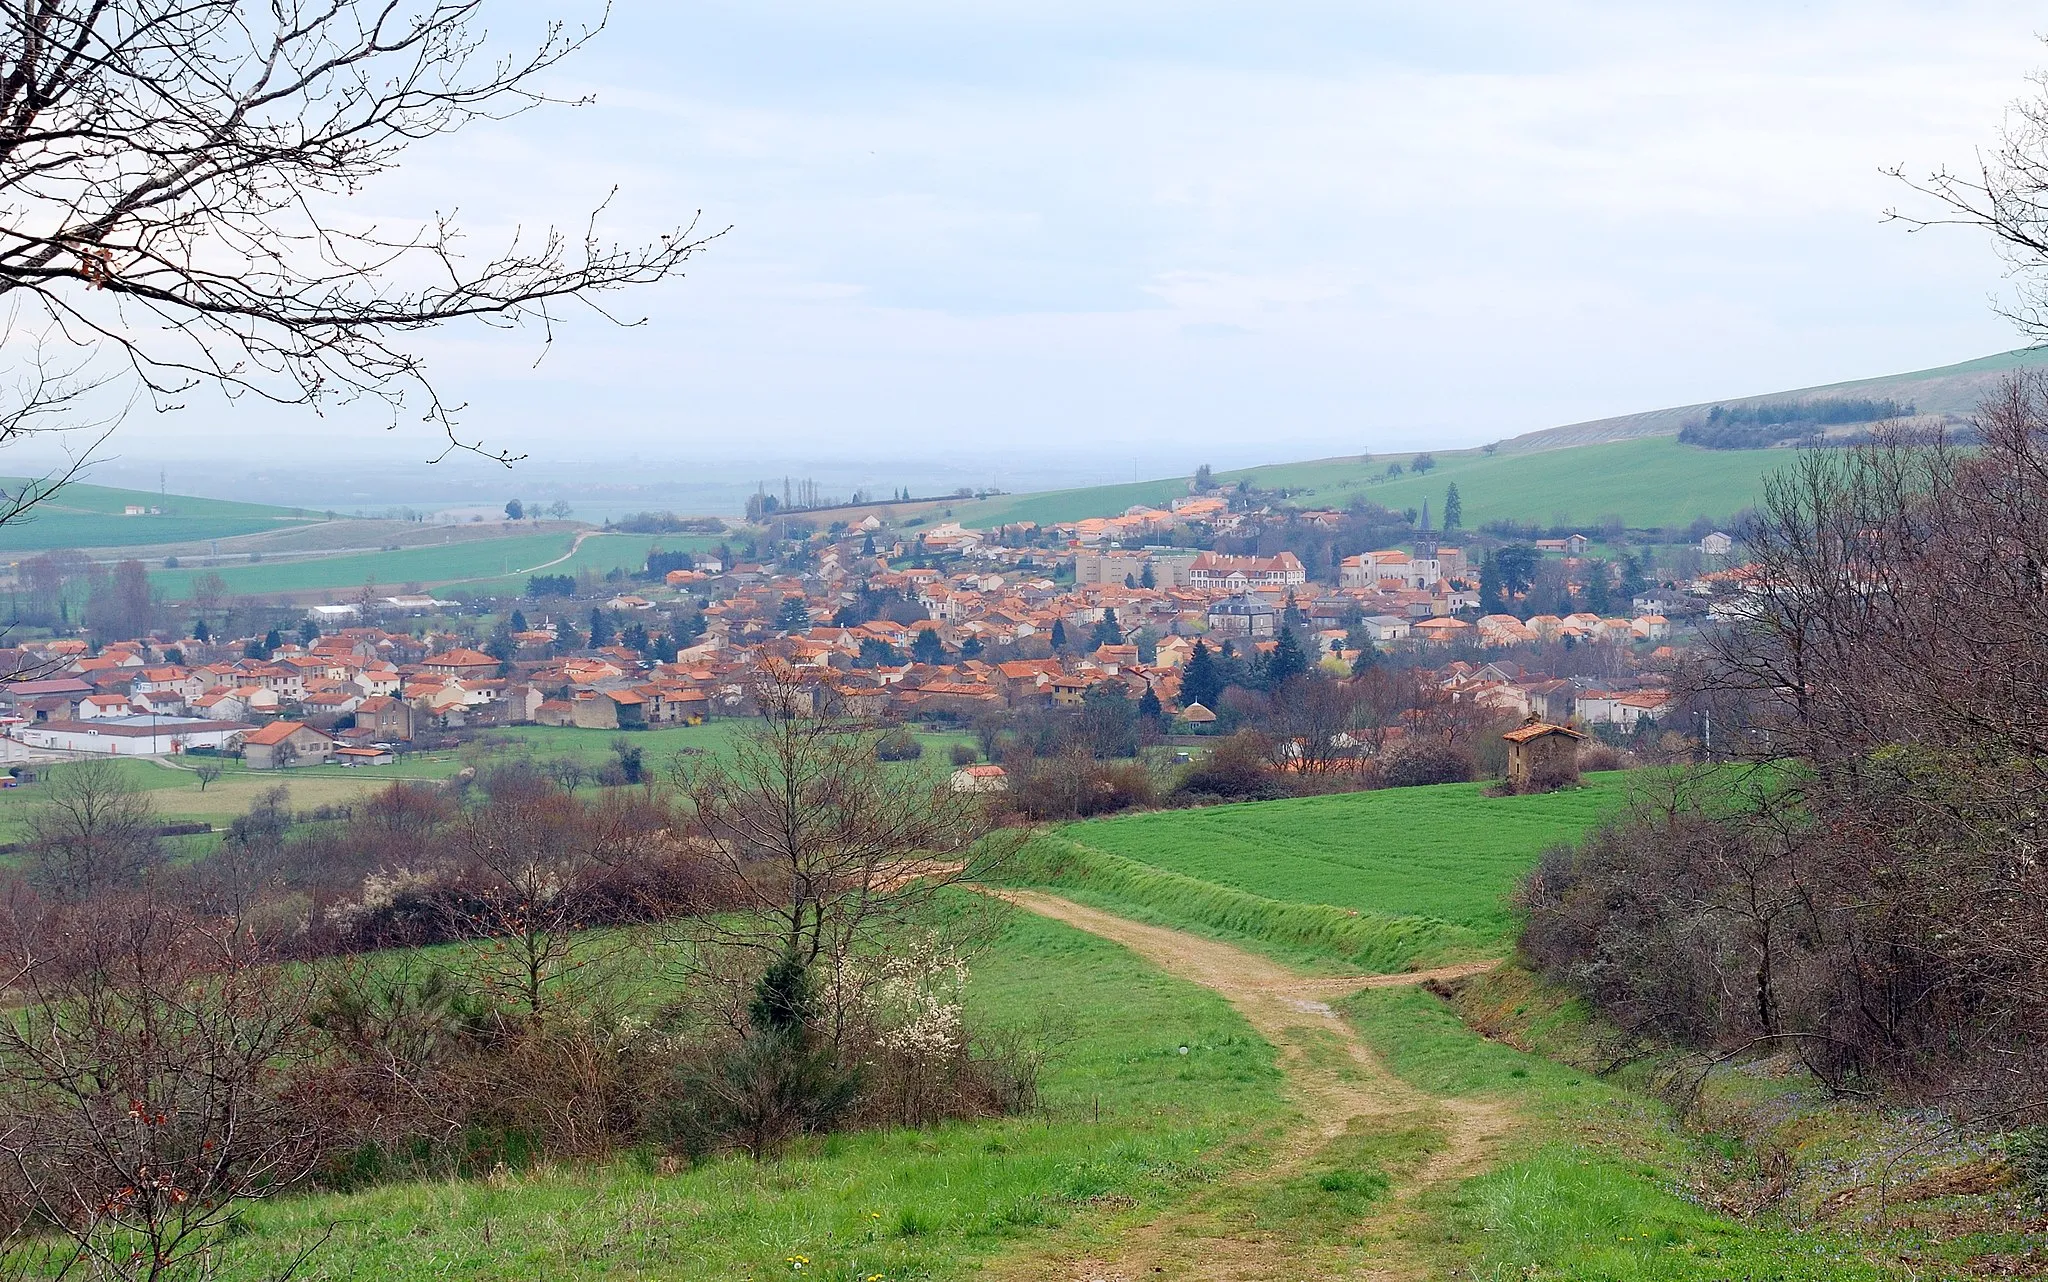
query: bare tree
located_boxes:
[0,900,334,1282]
[0,0,721,481]
[1888,53,2048,341]
[22,759,164,903]
[190,761,224,793]
[671,670,999,1023]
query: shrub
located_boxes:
[1380,740,1475,788]
[1578,743,1625,773]
[1174,732,1290,802]
[948,743,978,767]
[875,728,923,762]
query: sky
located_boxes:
[37,1,2048,491]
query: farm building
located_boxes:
[950,764,1008,793]
[9,715,254,756]
[1502,717,1586,793]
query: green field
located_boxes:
[0,723,979,844]
[150,530,579,599]
[0,479,317,552]
[945,437,1786,533]
[1222,437,1785,529]
[996,776,1638,970]
[206,898,1291,1281]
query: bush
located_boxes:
[1578,743,1625,773]
[1174,732,1290,802]
[1003,752,1158,821]
[948,743,978,767]
[875,728,923,762]
[1380,740,1475,788]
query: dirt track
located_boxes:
[985,889,1513,1281]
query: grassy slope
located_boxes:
[997,776,1636,969]
[1337,985,1907,1280]
[0,479,316,552]
[1225,437,1783,528]
[944,437,1782,533]
[150,530,577,599]
[210,899,1290,1282]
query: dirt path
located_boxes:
[986,889,1514,1281]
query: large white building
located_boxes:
[10,715,255,756]
[1186,551,1306,592]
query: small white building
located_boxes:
[950,764,1009,793]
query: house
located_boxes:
[1502,717,1586,792]
[353,695,416,742]
[1360,615,1411,643]
[1700,531,1734,557]
[335,745,396,767]
[1206,596,1277,639]
[242,720,336,769]
[423,648,499,678]
[1180,702,1219,727]
[950,764,1009,793]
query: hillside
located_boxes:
[1498,346,2048,452]
[924,349,2048,533]
[0,478,320,552]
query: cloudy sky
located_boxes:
[87,1,2048,480]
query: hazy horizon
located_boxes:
[28,1,2048,485]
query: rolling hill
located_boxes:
[0,479,321,552]
[933,347,2048,532]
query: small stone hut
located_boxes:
[1502,716,1586,793]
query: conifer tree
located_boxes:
[1182,640,1223,708]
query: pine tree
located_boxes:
[1585,559,1613,616]
[1139,562,1156,589]
[1139,685,1163,720]
[1050,619,1067,650]
[1182,640,1222,709]
[1479,554,1506,615]
[1090,608,1123,648]
[1443,483,1463,530]
[192,618,210,643]
[510,609,529,633]
[775,595,811,633]
[1351,642,1381,675]
[588,608,614,648]
[1267,626,1308,686]
[911,628,945,665]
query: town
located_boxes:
[0,486,1737,781]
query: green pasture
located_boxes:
[1035,775,1636,949]
[151,531,578,600]
[1224,436,1785,529]
[206,897,1291,1282]
[459,530,725,595]
[0,722,980,844]
[0,478,317,552]
[947,436,1786,533]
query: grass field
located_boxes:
[205,897,1292,1281]
[150,530,579,600]
[996,776,1638,970]
[0,723,979,844]
[944,436,1786,533]
[0,479,318,552]
[1334,985,1910,1279]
